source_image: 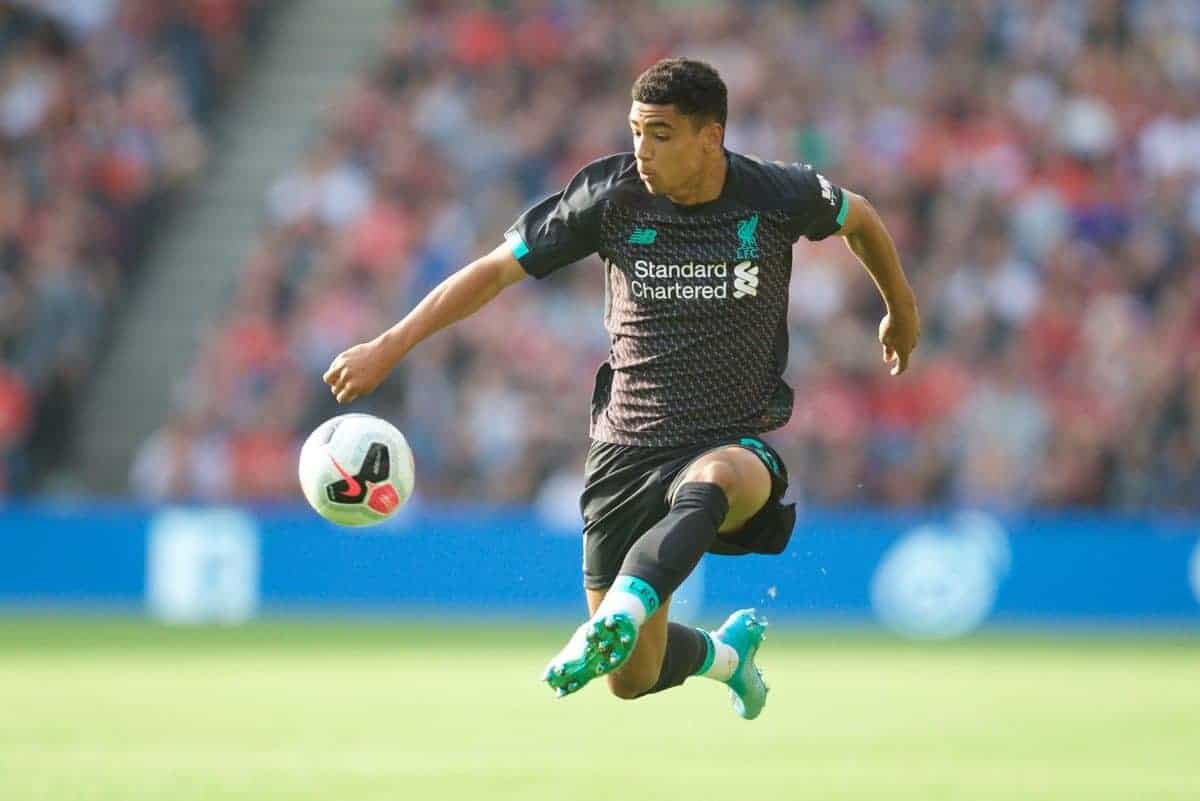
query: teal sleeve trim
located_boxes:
[693,630,716,676]
[835,191,850,227]
[504,230,530,260]
[612,575,660,616]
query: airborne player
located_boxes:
[324,58,919,719]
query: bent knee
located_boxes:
[678,450,771,533]
[679,451,765,513]
[681,460,739,496]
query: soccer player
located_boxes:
[323,58,920,719]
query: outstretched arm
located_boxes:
[323,243,527,403]
[836,191,921,375]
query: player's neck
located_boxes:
[665,150,728,207]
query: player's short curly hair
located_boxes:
[631,58,727,129]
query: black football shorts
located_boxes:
[579,433,796,590]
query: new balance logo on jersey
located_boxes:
[732,261,759,298]
[628,227,657,245]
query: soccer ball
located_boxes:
[298,413,415,526]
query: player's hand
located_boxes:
[323,340,395,404]
[879,304,920,376]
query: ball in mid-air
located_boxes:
[298,413,415,526]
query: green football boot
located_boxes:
[543,613,638,698]
[712,609,769,720]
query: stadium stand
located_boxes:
[123,0,1198,511]
[0,0,273,492]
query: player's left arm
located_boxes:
[836,191,920,376]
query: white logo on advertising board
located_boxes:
[147,508,260,624]
[870,511,1010,640]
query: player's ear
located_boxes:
[702,119,724,153]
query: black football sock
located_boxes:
[635,623,713,697]
[617,481,728,603]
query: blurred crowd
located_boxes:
[134,0,1200,514]
[0,0,272,491]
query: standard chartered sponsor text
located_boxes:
[628,258,731,300]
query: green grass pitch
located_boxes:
[1,618,1197,800]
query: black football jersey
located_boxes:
[505,150,848,447]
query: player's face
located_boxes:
[629,102,720,197]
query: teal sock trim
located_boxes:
[693,629,715,676]
[612,575,660,617]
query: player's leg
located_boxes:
[593,586,754,706]
[584,588,671,699]
[597,447,771,714]
[542,587,671,699]
[572,587,768,717]
[606,443,771,617]
[545,445,770,701]
[552,586,718,702]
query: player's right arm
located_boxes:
[324,155,618,404]
[324,244,526,404]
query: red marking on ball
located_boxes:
[367,484,399,514]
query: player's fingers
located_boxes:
[336,385,355,404]
[323,360,344,386]
[891,347,910,376]
[882,343,894,364]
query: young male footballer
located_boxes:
[323,58,920,719]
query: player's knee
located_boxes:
[679,459,740,506]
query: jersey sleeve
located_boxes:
[503,160,613,279]
[781,163,850,242]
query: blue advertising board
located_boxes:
[1,502,1197,635]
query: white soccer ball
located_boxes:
[298,413,415,526]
